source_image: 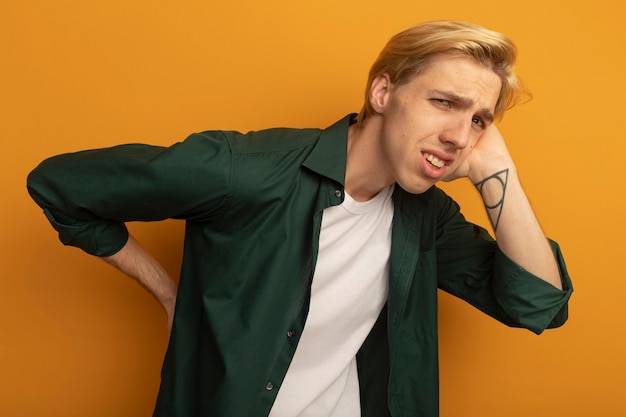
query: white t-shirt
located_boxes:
[269,185,394,416]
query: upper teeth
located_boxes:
[424,153,445,168]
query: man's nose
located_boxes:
[439,118,472,149]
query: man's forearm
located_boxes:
[473,166,562,290]
[102,234,178,327]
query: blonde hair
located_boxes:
[357,20,527,123]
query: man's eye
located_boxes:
[433,99,451,108]
[472,116,484,128]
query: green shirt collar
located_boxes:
[302,114,355,186]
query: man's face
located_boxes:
[375,53,502,194]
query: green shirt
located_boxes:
[27,115,573,417]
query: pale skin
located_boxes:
[346,53,562,289]
[104,52,562,330]
[103,235,177,331]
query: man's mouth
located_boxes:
[423,152,445,169]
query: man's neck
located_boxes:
[344,117,394,202]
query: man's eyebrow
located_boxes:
[428,89,495,123]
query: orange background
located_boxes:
[2,1,624,416]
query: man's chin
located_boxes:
[440,168,462,183]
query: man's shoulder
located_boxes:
[191,115,354,155]
[207,126,323,155]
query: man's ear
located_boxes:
[369,73,393,114]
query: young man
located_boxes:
[28,20,572,417]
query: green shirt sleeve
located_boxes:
[27,131,232,256]
[433,187,573,334]
[492,240,572,333]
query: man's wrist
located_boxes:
[467,156,516,185]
